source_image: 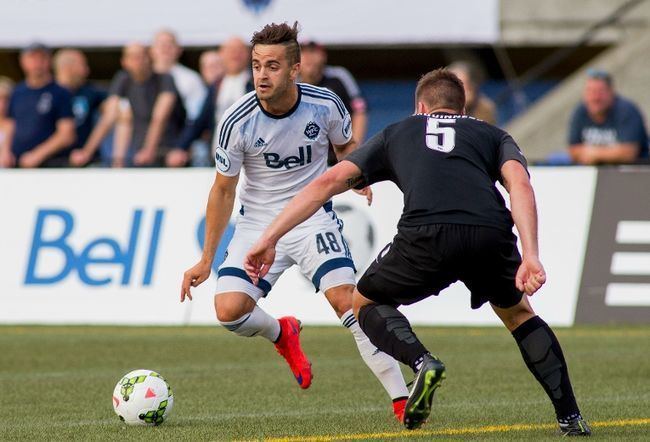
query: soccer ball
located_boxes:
[112,369,174,426]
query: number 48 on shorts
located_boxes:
[316,232,341,254]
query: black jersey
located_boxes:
[345,112,528,231]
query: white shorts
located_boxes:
[215,201,356,301]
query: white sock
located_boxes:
[341,309,409,400]
[219,305,281,342]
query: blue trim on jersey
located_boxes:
[218,94,256,146]
[218,95,257,148]
[218,267,272,295]
[300,84,347,111]
[311,257,356,291]
[300,84,346,118]
[300,83,346,109]
[301,91,346,119]
[323,201,333,212]
[221,100,258,150]
[256,85,302,119]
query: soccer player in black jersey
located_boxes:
[244,69,591,436]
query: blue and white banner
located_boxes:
[0,0,499,47]
[0,167,599,326]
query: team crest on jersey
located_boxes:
[304,121,320,140]
[242,0,272,14]
[215,147,231,172]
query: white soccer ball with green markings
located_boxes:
[112,369,174,426]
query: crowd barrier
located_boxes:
[1,166,647,326]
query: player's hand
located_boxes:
[134,148,157,166]
[353,185,373,206]
[515,256,546,296]
[181,260,212,302]
[244,238,277,285]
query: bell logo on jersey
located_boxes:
[215,147,231,173]
[263,145,312,169]
[304,121,320,140]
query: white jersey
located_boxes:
[213,83,352,224]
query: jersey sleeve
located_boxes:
[212,107,245,177]
[108,71,129,98]
[497,133,529,172]
[326,93,353,146]
[54,88,74,120]
[158,73,177,94]
[344,130,391,187]
[616,102,647,146]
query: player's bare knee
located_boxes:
[352,289,377,319]
[324,285,354,318]
[214,292,255,323]
[492,296,536,331]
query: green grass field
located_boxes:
[1,325,649,441]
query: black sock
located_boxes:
[358,304,428,372]
[512,316,581,421]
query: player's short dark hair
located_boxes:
[250,21,301,65]
[415,69,466,113]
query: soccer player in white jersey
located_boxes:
[180,22,409,420]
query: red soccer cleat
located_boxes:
[393,398,407,423]
[274,316,313,389]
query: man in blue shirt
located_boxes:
[54,49,107,166]
[568,69,648,164]
[0,43,75,168]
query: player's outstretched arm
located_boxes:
[181,172,239,302]
[333,139,373,206]
[501,160,546,296]
[244,160,363,283]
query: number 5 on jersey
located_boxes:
[426,118,456,153]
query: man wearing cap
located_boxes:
[568,69,648,164]
[300,41,368,165]
[0,43,75,168]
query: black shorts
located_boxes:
[357,224,523,310]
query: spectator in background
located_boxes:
[199,50,224,85]
[215,37,253,123]
[72,43,183,167]
[54,49,107,166]
[150,29,207,166]
[300,40,368,157]
[448,61,496,125]
[568,69,648,164]
[0,77,14,155]
[0,43,75,168]
[175,39,252,164]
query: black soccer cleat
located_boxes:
[559,416,592,436]
[403,354,446,430]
